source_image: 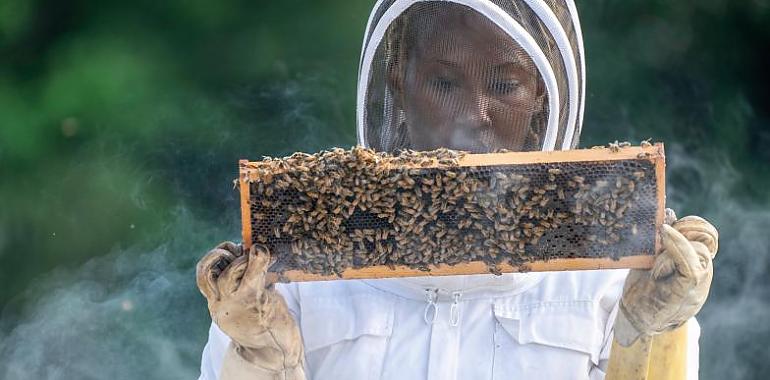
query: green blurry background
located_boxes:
[1,0,768,379]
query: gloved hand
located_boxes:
[196,242,306,379]
[614,211,719,347]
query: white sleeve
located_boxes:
[590,298,621,380]
[275,282,301,324]
[198,322,232,380]
[590,270,627,379]
[687,317,701,380]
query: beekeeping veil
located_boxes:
[357,0,585,153]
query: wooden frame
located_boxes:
[239,143,665,282]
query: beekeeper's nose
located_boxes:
[457,89,492,131]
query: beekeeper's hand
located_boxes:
[196,242,306,379]
[614,211,719,346]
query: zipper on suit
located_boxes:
[423,288,464,327]
[424,288,439,324]
[449,291,462,327]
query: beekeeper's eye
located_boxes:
[489,79,520,95]
[431,76,457,93]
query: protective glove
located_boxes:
[196,242,306,379]
[614,211,719,347]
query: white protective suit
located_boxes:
[200,272,700,379]
[199,0,703,378]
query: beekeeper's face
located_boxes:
[392,8,545,153]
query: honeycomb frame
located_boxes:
[239,143,665,282]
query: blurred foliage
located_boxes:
[0,0,768,379]
[0,0,366,312]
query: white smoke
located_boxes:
[0,208,228,380]
[665,144,770,379]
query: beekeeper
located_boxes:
[196,1,719,379]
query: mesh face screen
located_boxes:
[240,145,663,279]
[359,0,586,152]
[363,3,554,153]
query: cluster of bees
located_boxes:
[245,147,656,277]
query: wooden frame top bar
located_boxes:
[240,143,664,171]
[458,144,663,166]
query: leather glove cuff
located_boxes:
[615,301,688,347]
[221,341,306,380]
[614,304,644,347]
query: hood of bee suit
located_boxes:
[356,0,586,153]
[356,0,585,297]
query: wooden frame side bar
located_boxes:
[654,143,666,255]
[239,159,253,250]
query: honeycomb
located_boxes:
[239,145,663,278]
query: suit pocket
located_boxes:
[492,301,604,380]
[299,294,395,380]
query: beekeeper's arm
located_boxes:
[615,213,717,347]
[196,242,306,380]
